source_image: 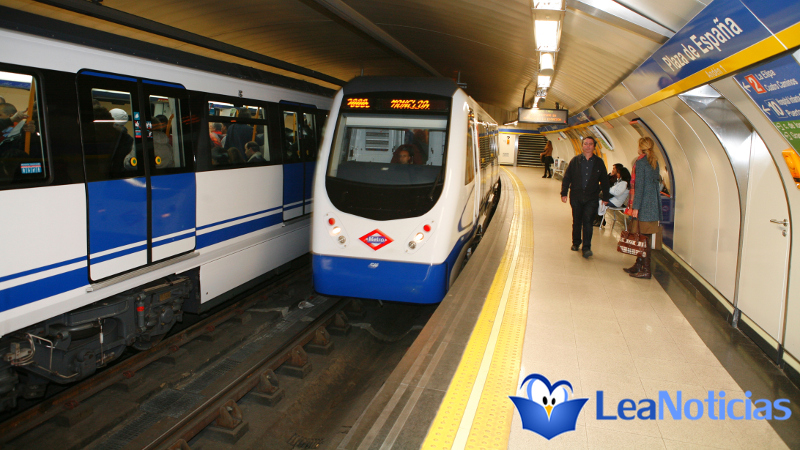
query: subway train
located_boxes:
[311,77,500,304]
[0,28,332,411]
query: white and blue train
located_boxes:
[311,77,500,304]
[0,27,332,410]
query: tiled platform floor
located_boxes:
[506,167,798,449]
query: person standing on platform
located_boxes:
[560,136,610,258]
[541,140,554,178]
[624,137,661,279]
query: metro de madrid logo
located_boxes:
[359,229,393,251]
[509,373,588,440]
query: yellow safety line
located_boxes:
[422,168,533,449]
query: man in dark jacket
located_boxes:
[560,136,610,258]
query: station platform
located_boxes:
[339,167,800,449]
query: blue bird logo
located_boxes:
[509,373,588,440]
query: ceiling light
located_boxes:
[535,20,560,52]
[538,75,551,88]
[539,53,555,76]
[533,0,563,10]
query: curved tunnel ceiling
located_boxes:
[10,0,710,123]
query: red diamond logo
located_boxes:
[360,229,393,250]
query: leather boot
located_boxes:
[623,257,642,274]
[631,250,651,279]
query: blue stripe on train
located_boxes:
[153,231,196,248]
[197,207,282,231]
[0,256,85,284]
[0,267,88,314]
[90,243,148,265]
[196,212,282,249]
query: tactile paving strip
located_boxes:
[421,169,533,449]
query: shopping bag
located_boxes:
[597,200,608,216]
[617,231,648,257]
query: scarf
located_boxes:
[625,154,646,216]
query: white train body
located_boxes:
[312,78,499,303]
[0,25,331,405]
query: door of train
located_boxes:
[77,72,196,281]
[280,104,319,220]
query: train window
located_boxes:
[301,112,317,161]
[82,88,141,181]
[327,113,447,186]
[0,70,47,187]
[148,95,186,169]
[206,100,270,168]
[283,111,300,162]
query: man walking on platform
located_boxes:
[560,136,610,258]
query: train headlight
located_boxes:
[408,241,416,249]
[414,232,425,242]
[331,226,341,235]
[338,236,346,244]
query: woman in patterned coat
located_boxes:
[624,137,661,279]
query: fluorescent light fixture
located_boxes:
[533,0,563,10]
[539,53,554,76]
[538,75,551,88]
[535,19,560,51]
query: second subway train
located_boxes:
[312,77,500,304]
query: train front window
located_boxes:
[325,112,449,220]
[327,114,447,185]
[0,70,47,187]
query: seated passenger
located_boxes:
[595,165,630,226]
[245,141,266,164]
[609,167,631,207]
[227,147,245,164]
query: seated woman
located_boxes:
[594,165,630,226]
[608,166,631,207]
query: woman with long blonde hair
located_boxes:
[624,137,661,278]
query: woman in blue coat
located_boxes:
[624,137,661,278]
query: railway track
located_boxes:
[2,264,433,450]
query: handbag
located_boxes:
[617,230,648,257]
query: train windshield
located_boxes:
[327,114,447,183]
[326,112,449,220]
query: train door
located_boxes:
[736,133,791,341]
[78,72,195,281]
[280,105,318,219]
[141,82,195,263]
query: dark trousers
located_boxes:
[571,199,596,250]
